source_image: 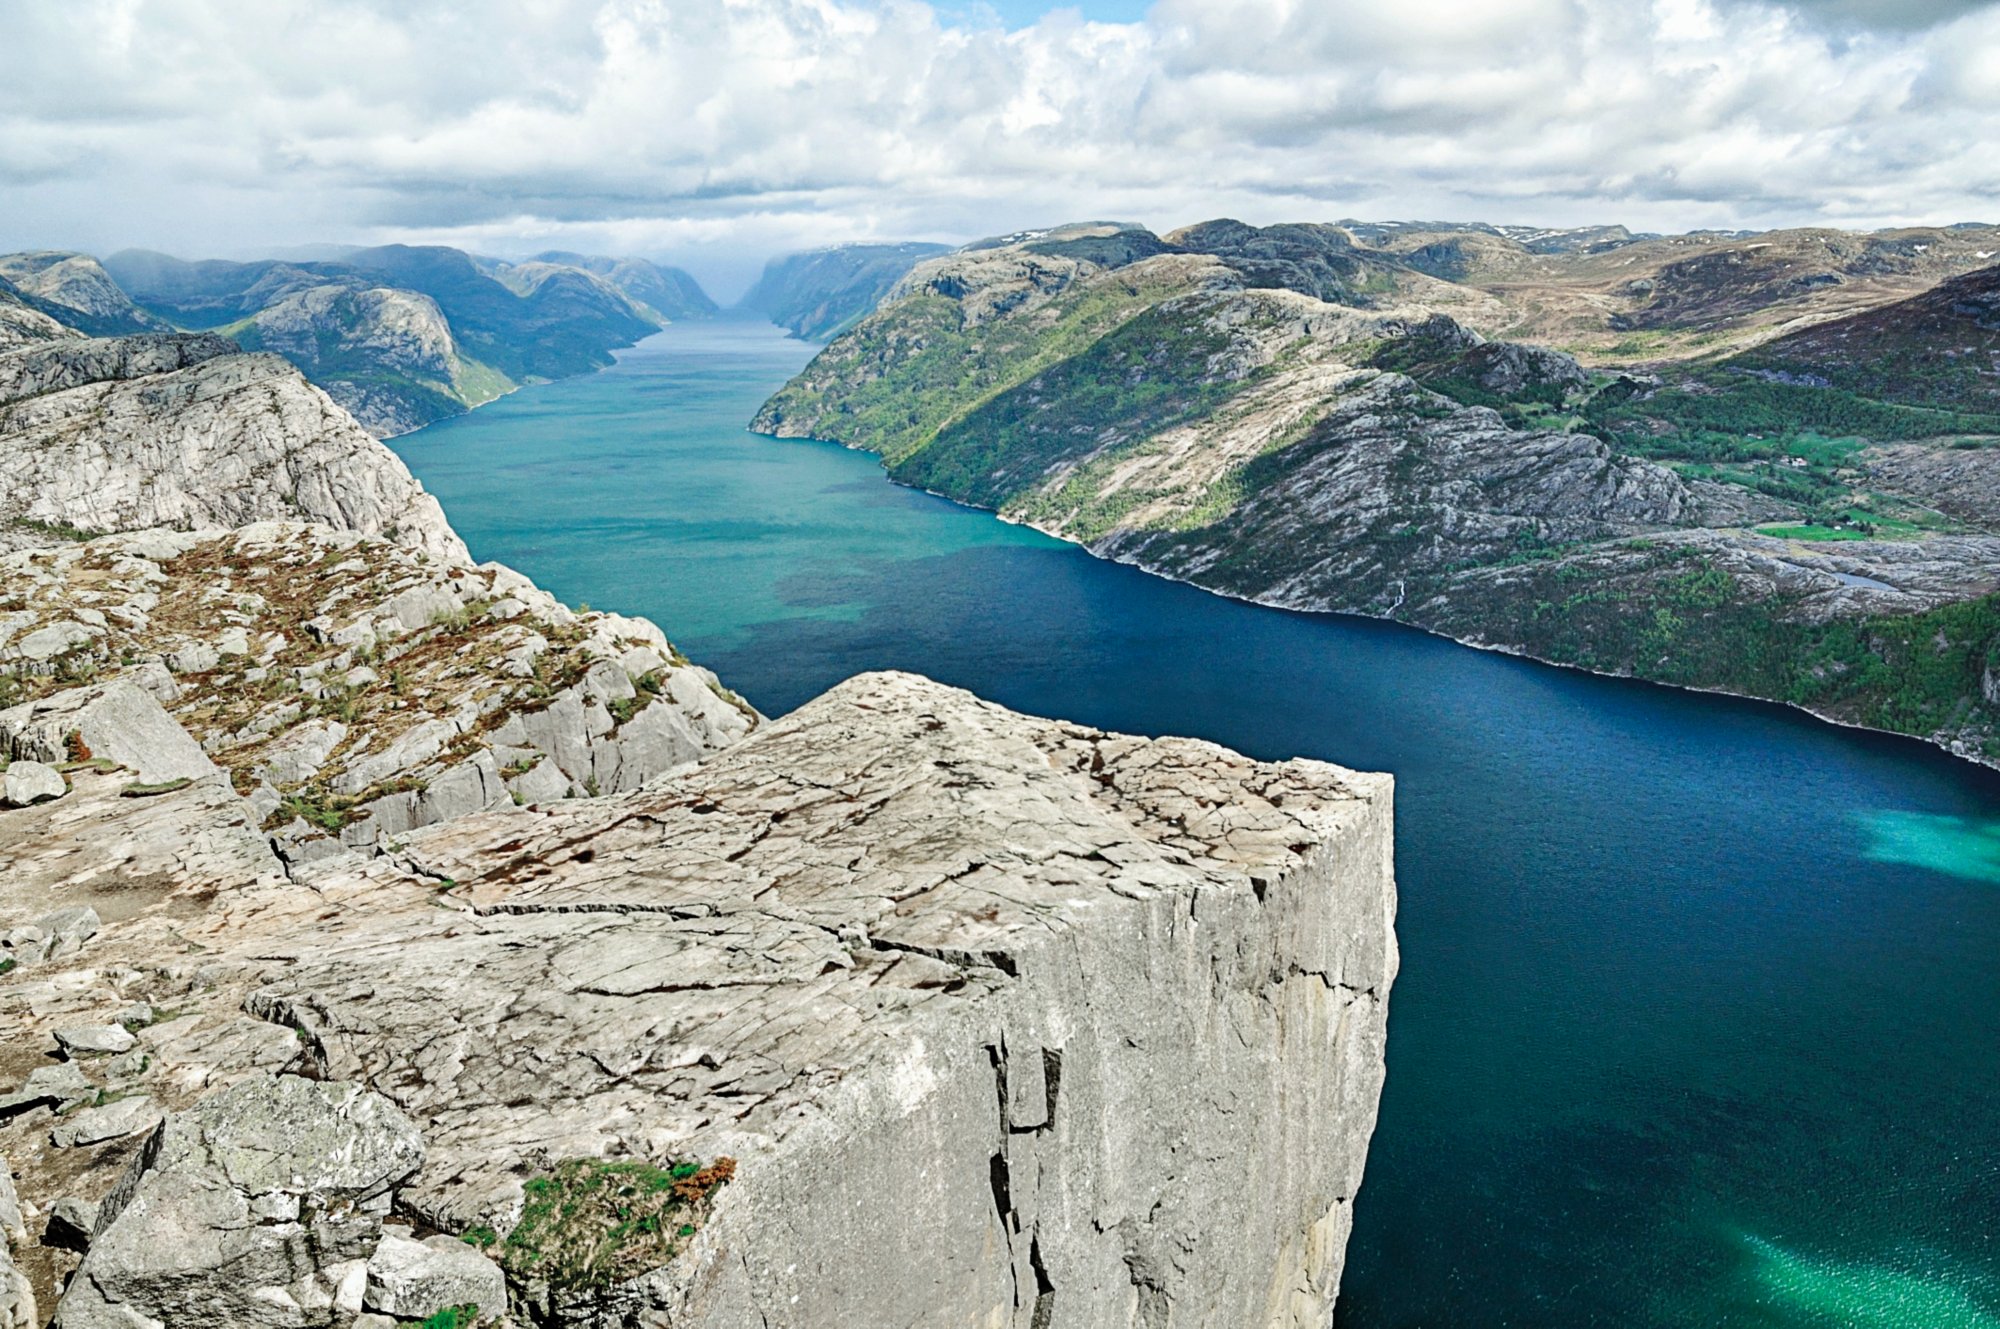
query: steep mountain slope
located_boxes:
[224,284,505,436]
[527,250,718,321]
[1733,262,2000,414]
[307,244,659,384]
[738,240,952,338]
[757,225,2000,769]
[0,253,163,337]
[0,279,81,350]
[101,245,674,435]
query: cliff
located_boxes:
[2,671,1393,1329]
[738,242,953,340]
[755,225,2000,770]
[0,330,1398,1327]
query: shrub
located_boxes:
[497,1156,737,1291]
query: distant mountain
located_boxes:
[738,242,952,339]
[100,245,683,435]
[0,252,164,336]
[1342,222,2000,359]
[526,252,717,321]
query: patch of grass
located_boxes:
[1755,523,1870,542]
[499,1155,737,1293]
[273,785,358,832]
[119,777,194,798]
[418,1306,482,1329]
[6,516,102,543]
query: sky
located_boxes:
[3,0,1998,299]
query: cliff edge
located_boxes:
[0,328,1396,1328]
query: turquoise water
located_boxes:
[395,321,2000,1328]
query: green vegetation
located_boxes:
[1429,547,2000,756]
[5,516,102,543]
[418,1307,482,1329]
[119,777,194,798]
[1584,372,1998,448]
[276,786,358,832]
[760,262,1203,467]
[494,1155,737,1292]
[898,301,1247,514]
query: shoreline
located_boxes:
[768,426,2000,781]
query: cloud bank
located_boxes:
[2,0,1996,293]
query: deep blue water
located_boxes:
[396,320,2000,1328]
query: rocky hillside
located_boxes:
[0,333,463,560]
[1347,222,2000,360]
[738,241,953,339]
[99,245,711,436]
[226,284,503,437]
[757,225,2000,770]
[0,255,162,339]
[0,327,1399,1327]
[0,285,78,352]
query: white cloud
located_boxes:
[0,0,1995,296]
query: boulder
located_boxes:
[41,1197,97,1253]
[0,679,218,785]
[0,1065,96,1118]
[363,1232,507,1322]
[53,1025,135,1058]
[49,1095,161,1149]
[52,1074,425,1329]
[2,906,100,969]
[1,760,65,807]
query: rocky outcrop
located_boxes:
[53,1074,427,1328]
[0,334,464,559]
[0,522,756,862]
[0,671,1395,1328]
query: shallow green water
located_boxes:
[396,321,2000,1328]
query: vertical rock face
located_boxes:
[1,672,1394,1329]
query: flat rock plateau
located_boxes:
[0,328,1397,1328]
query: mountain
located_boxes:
[756,220,2000,770]
[1344,222,2000,360]
[226,283,507,436]
[0,332,462,559]
[0,325,1393,1329]
[311,244,659,383]
[0,277,82,349]
[526,250,718,321]
[0,252,164,336]
[737,240,952,339]
[1732,262,2000,414]
[101,244,675,435]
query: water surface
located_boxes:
[396,320,2000,1328]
